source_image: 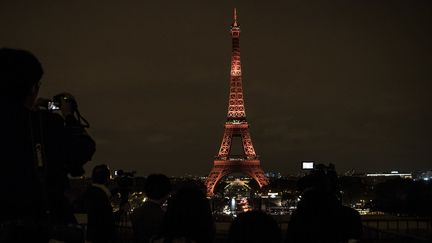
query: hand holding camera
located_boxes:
[36,92,89,128]
[55,92,75,117]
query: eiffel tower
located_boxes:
[205,9,269,196]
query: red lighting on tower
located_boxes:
[205,9,269,196]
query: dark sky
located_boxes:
[2,0,431,176]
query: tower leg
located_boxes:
[244,167,269,188]
[205,167,227,197]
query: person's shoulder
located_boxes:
[151,237,197,243]
[142,201,162,209]
[85,185,108,198]
[45,110,64,122]
[133,201,160,214]
[341,205,360,217]
[33,109,64,127]
[131,201,164,221]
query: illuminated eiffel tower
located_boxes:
[205,9,269,196]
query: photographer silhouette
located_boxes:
[0,48,96,243]
[285,164,362,243]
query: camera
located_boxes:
[297,163,340,198]
[41,93,90,128]
[50,93,77,111]
[43,93,77,111]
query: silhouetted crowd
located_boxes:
[0,48,362,243]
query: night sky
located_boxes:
[2,1,431,176]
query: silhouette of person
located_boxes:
[151,185,215,243]
[227,210,282,243]
[83,165,118,243]
[131,174,172,243]
[285,164,362,243]
[0,48,95,243]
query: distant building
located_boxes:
[414,170,432,181]
[366,171,412,179]
[265,171,282,179]
[364,171,412,185]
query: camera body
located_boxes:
[297,163,342,203]
[47,93,77,111]
[312,163,336,175]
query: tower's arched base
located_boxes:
[205,159,268,197]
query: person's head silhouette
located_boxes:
[158,186,215,243]
[144,174,172,202]
[92,164,111,185]
[228,211,281,243]
[0,48,43,106]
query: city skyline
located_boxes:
[1,1,431,176]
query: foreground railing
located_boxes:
[362,225,430,243]
[361,216,431,242]
[75,214,432,243]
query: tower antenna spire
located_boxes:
[233,8,238,26]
